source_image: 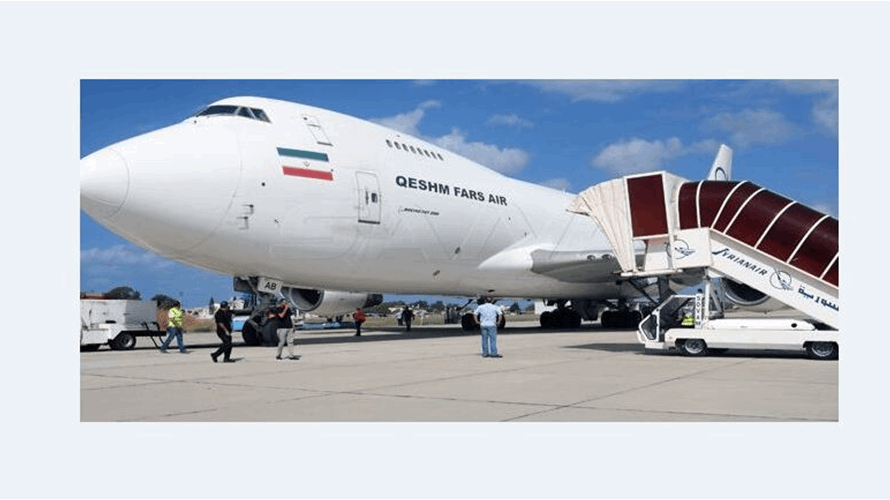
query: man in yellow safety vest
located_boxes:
[159,301,188,353]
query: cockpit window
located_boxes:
[250,108,270,122]
[196,105,239,117]
[194,105,271,123]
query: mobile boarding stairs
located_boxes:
[570,172,839,359]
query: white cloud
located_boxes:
[703,108,797,148]
[541,177,571,192]
[435,128,530,175]
[81,244,172,267]
[592,137,718,175]
[80,245,178,296]
[776,80,838,138]
[528,80,686,102]
[487,114,533,129]
[374,103,531,174]
[812,92,838,139]
[372,100,440,137]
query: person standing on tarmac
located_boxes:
[275,299,300,361]
[474,296,503,358]
[352,307,367,336]
[159,301,188,353]
[211,301,235,363]
[402,306,415,332]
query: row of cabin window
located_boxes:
[385,139,444,161]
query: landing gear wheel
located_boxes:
[241,321,261,346]
[560,310,581,328]
[461,313,478,332]
[540,311,553,328]
[600,311,614,329]
[806,341,838,360]
[679,338,709,357]
[110,332,136,350]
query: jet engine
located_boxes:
[722,279,789,313]
[282,288,383,317]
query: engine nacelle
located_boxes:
[722,280,789,313]
[283,288,383,317]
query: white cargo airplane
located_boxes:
[81,96,752,344]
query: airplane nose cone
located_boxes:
[81,147,129,219]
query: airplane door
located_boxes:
[356,171,381,224]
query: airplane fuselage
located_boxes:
[81,96,630,300]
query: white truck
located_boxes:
[80,299,164,351]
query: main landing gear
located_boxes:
[235,278,283,347]
[460,312,506,332]
[539,307,582,328]
[599,309,643,329]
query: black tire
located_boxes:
[560,310,581,328]
[601,311,614,329]
[540,311,553,328]
[110,332,136,350]
[461,313,478,332]
[678,338,709,357]
[571,312,582,328]
[806,341,838,360]
[241,321,261,346]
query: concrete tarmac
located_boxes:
[80,321,837,422]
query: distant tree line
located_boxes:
[85,287,536,314]
[365,299,532,315]
[81,285,184,309]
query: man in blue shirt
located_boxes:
[474,296,503,358]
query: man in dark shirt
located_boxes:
[211,301,235,363]
[275,299,300,361]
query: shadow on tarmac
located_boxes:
[566,341,813,360]
[83,323,640,353]
[567,342,648,354]
[81,325,821,361]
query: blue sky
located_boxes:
[9,1,890,496]
[81,79,838,308]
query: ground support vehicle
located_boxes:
[80,299,164,351]
[570,172,839,360]
[637,288,838,360]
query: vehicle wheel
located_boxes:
[679,338,709,356]
[498,315,506,329]
[806,341,838,360]
[540,311,553,328]
[80,344,101,352]
[601,311,614,329]
[111,332,136,350]
[461,313,478,332]
[241,321,260,346]
[561,310,581,328]
[570,312,582,328]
